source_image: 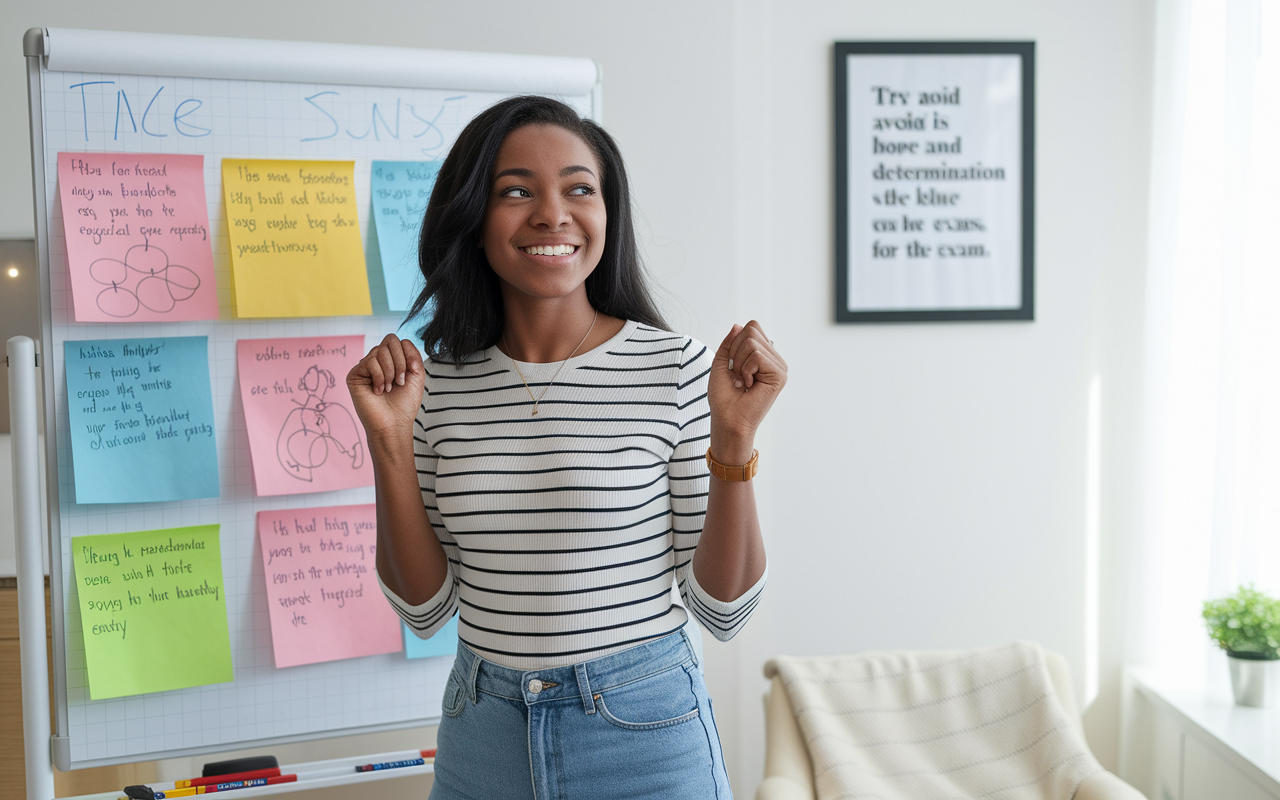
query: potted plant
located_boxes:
[1202,584,1280,707]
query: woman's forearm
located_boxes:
[370,432,451,605]
[690,429,767,602]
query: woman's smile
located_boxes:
[517,242,581,258]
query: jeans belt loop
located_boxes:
[465,648,482,704]
[679,627,700,668]
[574,663,596,715]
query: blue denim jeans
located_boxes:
[429,629,733,800]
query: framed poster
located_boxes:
[835,41,1034,322]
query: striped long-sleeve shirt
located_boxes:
[378,320,767,670]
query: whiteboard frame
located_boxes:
[23,26,601,772]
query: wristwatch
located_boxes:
[705,448,759,481]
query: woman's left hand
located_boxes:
[707,321,787,461]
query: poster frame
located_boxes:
[834,41,1035,323]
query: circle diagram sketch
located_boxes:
[90,244,202,318]
[276,365,366,482]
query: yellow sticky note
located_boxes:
[72,525,233,699]
[222,160,372,318]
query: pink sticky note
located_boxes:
[257,505,402,668]
[237,336,373,496]
[57,153,218,322]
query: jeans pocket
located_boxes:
[594,665,701,731]
[441,669,466,718]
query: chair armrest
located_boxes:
[1073,770,1147,800]
[1043,649,1088,744]
[757,775,813,800]
[761,676,816,799]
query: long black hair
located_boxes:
[405,95,669,367]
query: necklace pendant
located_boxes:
[531,406,539,416]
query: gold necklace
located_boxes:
[502,309,598,416]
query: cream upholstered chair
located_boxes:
[757,650,1144,800]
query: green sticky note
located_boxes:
[72,525,233,699]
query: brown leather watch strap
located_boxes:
[705,448,759,481]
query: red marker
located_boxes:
[180,768,281,788]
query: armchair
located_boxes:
[758,647,1144,800]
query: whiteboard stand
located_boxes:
[10,335,56,800]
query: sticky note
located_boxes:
[72,525,233,700]
[256,505,402,668]
[64,337,219,504]
[57,152,218,323]
[222,159,372,318]
[370,161,440,311]
[236,336,372,496]
[404,616,458,660]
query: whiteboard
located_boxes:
[24,27,599,770]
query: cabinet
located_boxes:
[1182,734,1277,800]
[1123,669,1280,800]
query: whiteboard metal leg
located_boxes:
[9,335,56,800]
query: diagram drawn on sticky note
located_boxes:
[222,159,372,318]
[57,152,218,323]
[64,336,219,504]
[256,505,402,668]
[72,524,233,700]
[370,160,440,311]
[237,336,372,496]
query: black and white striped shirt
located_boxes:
[378,320,767,669]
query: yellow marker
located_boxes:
[157,786,206,798]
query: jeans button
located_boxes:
[528,678,543,694]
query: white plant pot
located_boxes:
[1227,654,1280,708]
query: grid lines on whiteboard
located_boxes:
[40,68,594,767]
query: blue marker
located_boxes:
[355,757,425,773]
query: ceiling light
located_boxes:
[6,267,18,278]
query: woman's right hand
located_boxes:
[347,335,426,442]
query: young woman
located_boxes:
[347,95,786,799]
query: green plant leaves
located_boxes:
[1203,584,1280,660]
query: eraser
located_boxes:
[202,755,279,777]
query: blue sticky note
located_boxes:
[377,297,434,346]
[371,161,440,311]
[64,336,219,504]
[403,614,458,659]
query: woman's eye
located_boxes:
[568,184,596,197]
[500,186,532,199]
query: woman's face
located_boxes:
[481,124,607,304]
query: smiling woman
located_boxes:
[346,95,786,799]
[403,96,665,367]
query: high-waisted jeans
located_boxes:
[428,629,733,800]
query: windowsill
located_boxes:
[1128,666,1280,791]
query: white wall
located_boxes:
[1,1,1155,796]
